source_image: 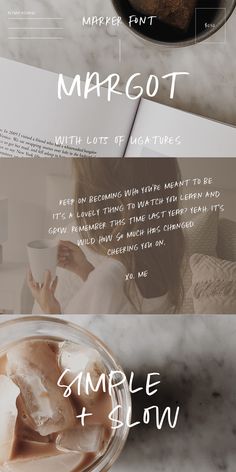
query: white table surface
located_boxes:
[0,0,236,126]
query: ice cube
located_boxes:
[7,341,76,436]
[56,425,104,453]
[0,376,20,464]
[0,452,84,472]
[21,426,50,444]
[58,342,105,408]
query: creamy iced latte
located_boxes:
[0,318,130,472]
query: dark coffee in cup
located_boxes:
[129,0,198,31]
[112,0,236,46]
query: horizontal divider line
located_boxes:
[8,37,64,40]
[8,18,64,20]
[8,27,64,30]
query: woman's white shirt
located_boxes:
[64,258,172,315]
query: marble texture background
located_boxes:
[0,314,236,471]
[1,0,236,125]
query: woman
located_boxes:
[28,159,185,314]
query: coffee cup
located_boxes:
[0,317,131,471]
[111,0,236,47]
[27,239,58,285]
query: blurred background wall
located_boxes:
[0,158,235,263]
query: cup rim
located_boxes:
[111,0,236,48]
[27,239,59,250]
[0,316,131,472]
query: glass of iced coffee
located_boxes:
[0,317,131,472]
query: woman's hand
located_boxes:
[27,270,61,314]
[58,241,94,281]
